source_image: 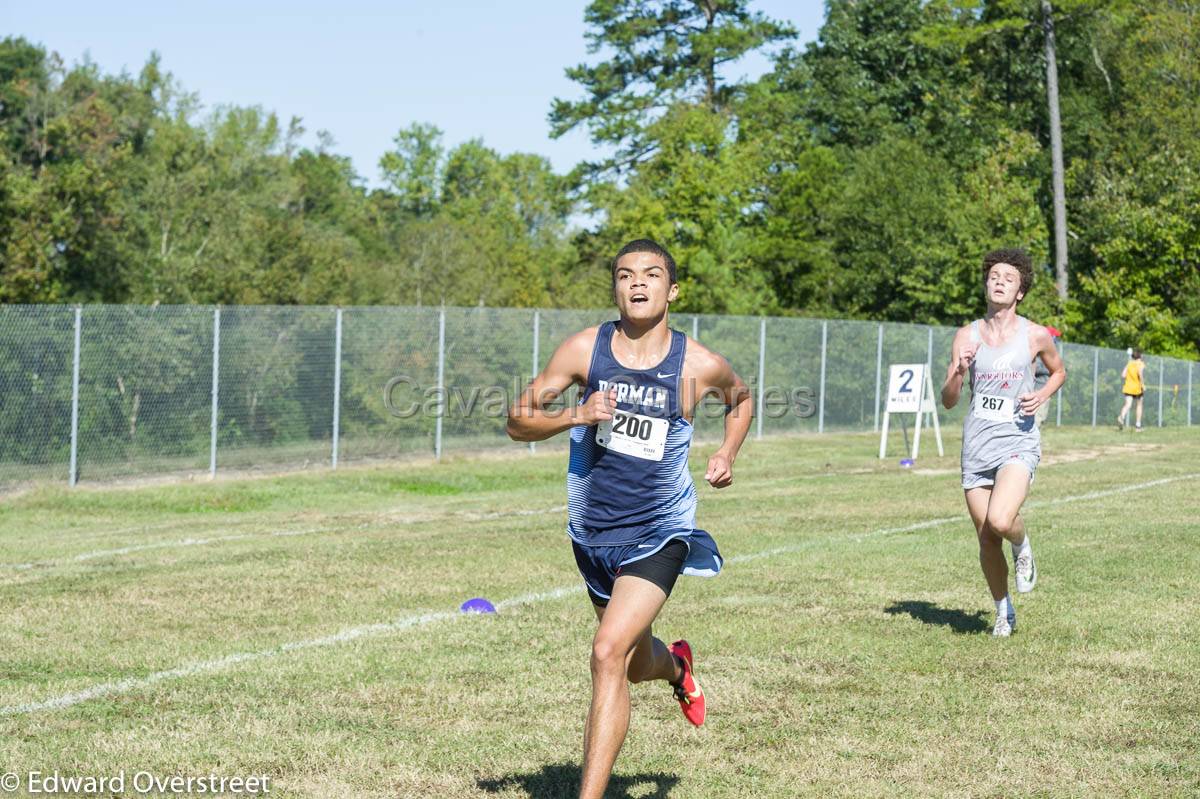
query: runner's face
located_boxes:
[985,262,1024,307]
[613,252,678,320]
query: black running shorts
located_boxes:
[573,538,689,607]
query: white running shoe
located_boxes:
[993,607,1016,637]
[1014,540,1037,593]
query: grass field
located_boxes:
[1,426,1198,798]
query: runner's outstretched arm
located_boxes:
[1018,325,1067,415]
[697,351,751,489]
[942,327,977,410]
[506,328,616,442]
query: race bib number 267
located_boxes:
[974,393,1014,422]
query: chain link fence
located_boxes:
[1,304,1195,489]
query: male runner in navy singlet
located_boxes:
[507,239,752,799]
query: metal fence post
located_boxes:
[210,307,220,477]
[332,308,343,468]
[68,306,81,487]
[1189,361,1193,427]
[874,324,883,433]
[435,308,446,460]
[1158,357,1164,427]
[530,310,539,455]
[692,315,699,341]
[1056,342,1064,427]
[1091,349,1099,427]
[926,326,933,370]
[818,320,828,434]
[755,317,765,440]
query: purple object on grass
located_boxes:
[460,597,496,614]
[899,458,914,468]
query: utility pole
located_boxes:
[1042,0,1069,300]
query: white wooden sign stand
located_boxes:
[879,363,944,460]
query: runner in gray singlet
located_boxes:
[942,248,1066,637]
[961,316,1041,489]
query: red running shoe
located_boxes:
[668,640,705,727]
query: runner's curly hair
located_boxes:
[982,248,1034,300]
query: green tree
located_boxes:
[372,131,574,307]
[379,123,443,216]
[821,131,1049,325]
[0,49,137,302]
[0,37,51,159]
[550,0,794,176]
[791,0,984,157]
[580,104,774,313]
[1062,0,1200,355]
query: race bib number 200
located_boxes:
[974,393,1014,422]
[596,410,669,461]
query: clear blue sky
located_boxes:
[3,1,825,184]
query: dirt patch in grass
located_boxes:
[912,442,1161,476]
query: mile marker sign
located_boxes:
[879,363,944,460]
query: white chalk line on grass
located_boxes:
[10,453,1192,574]
[3,472,1195,718]
[0,585,579,717]
[6,528,328,571]
[1030,474,1195,507]
[2,505,570,573]
[731,471,1200,564]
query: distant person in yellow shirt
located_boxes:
[1117,349,1146,432]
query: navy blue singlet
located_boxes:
[566,321,700,546]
